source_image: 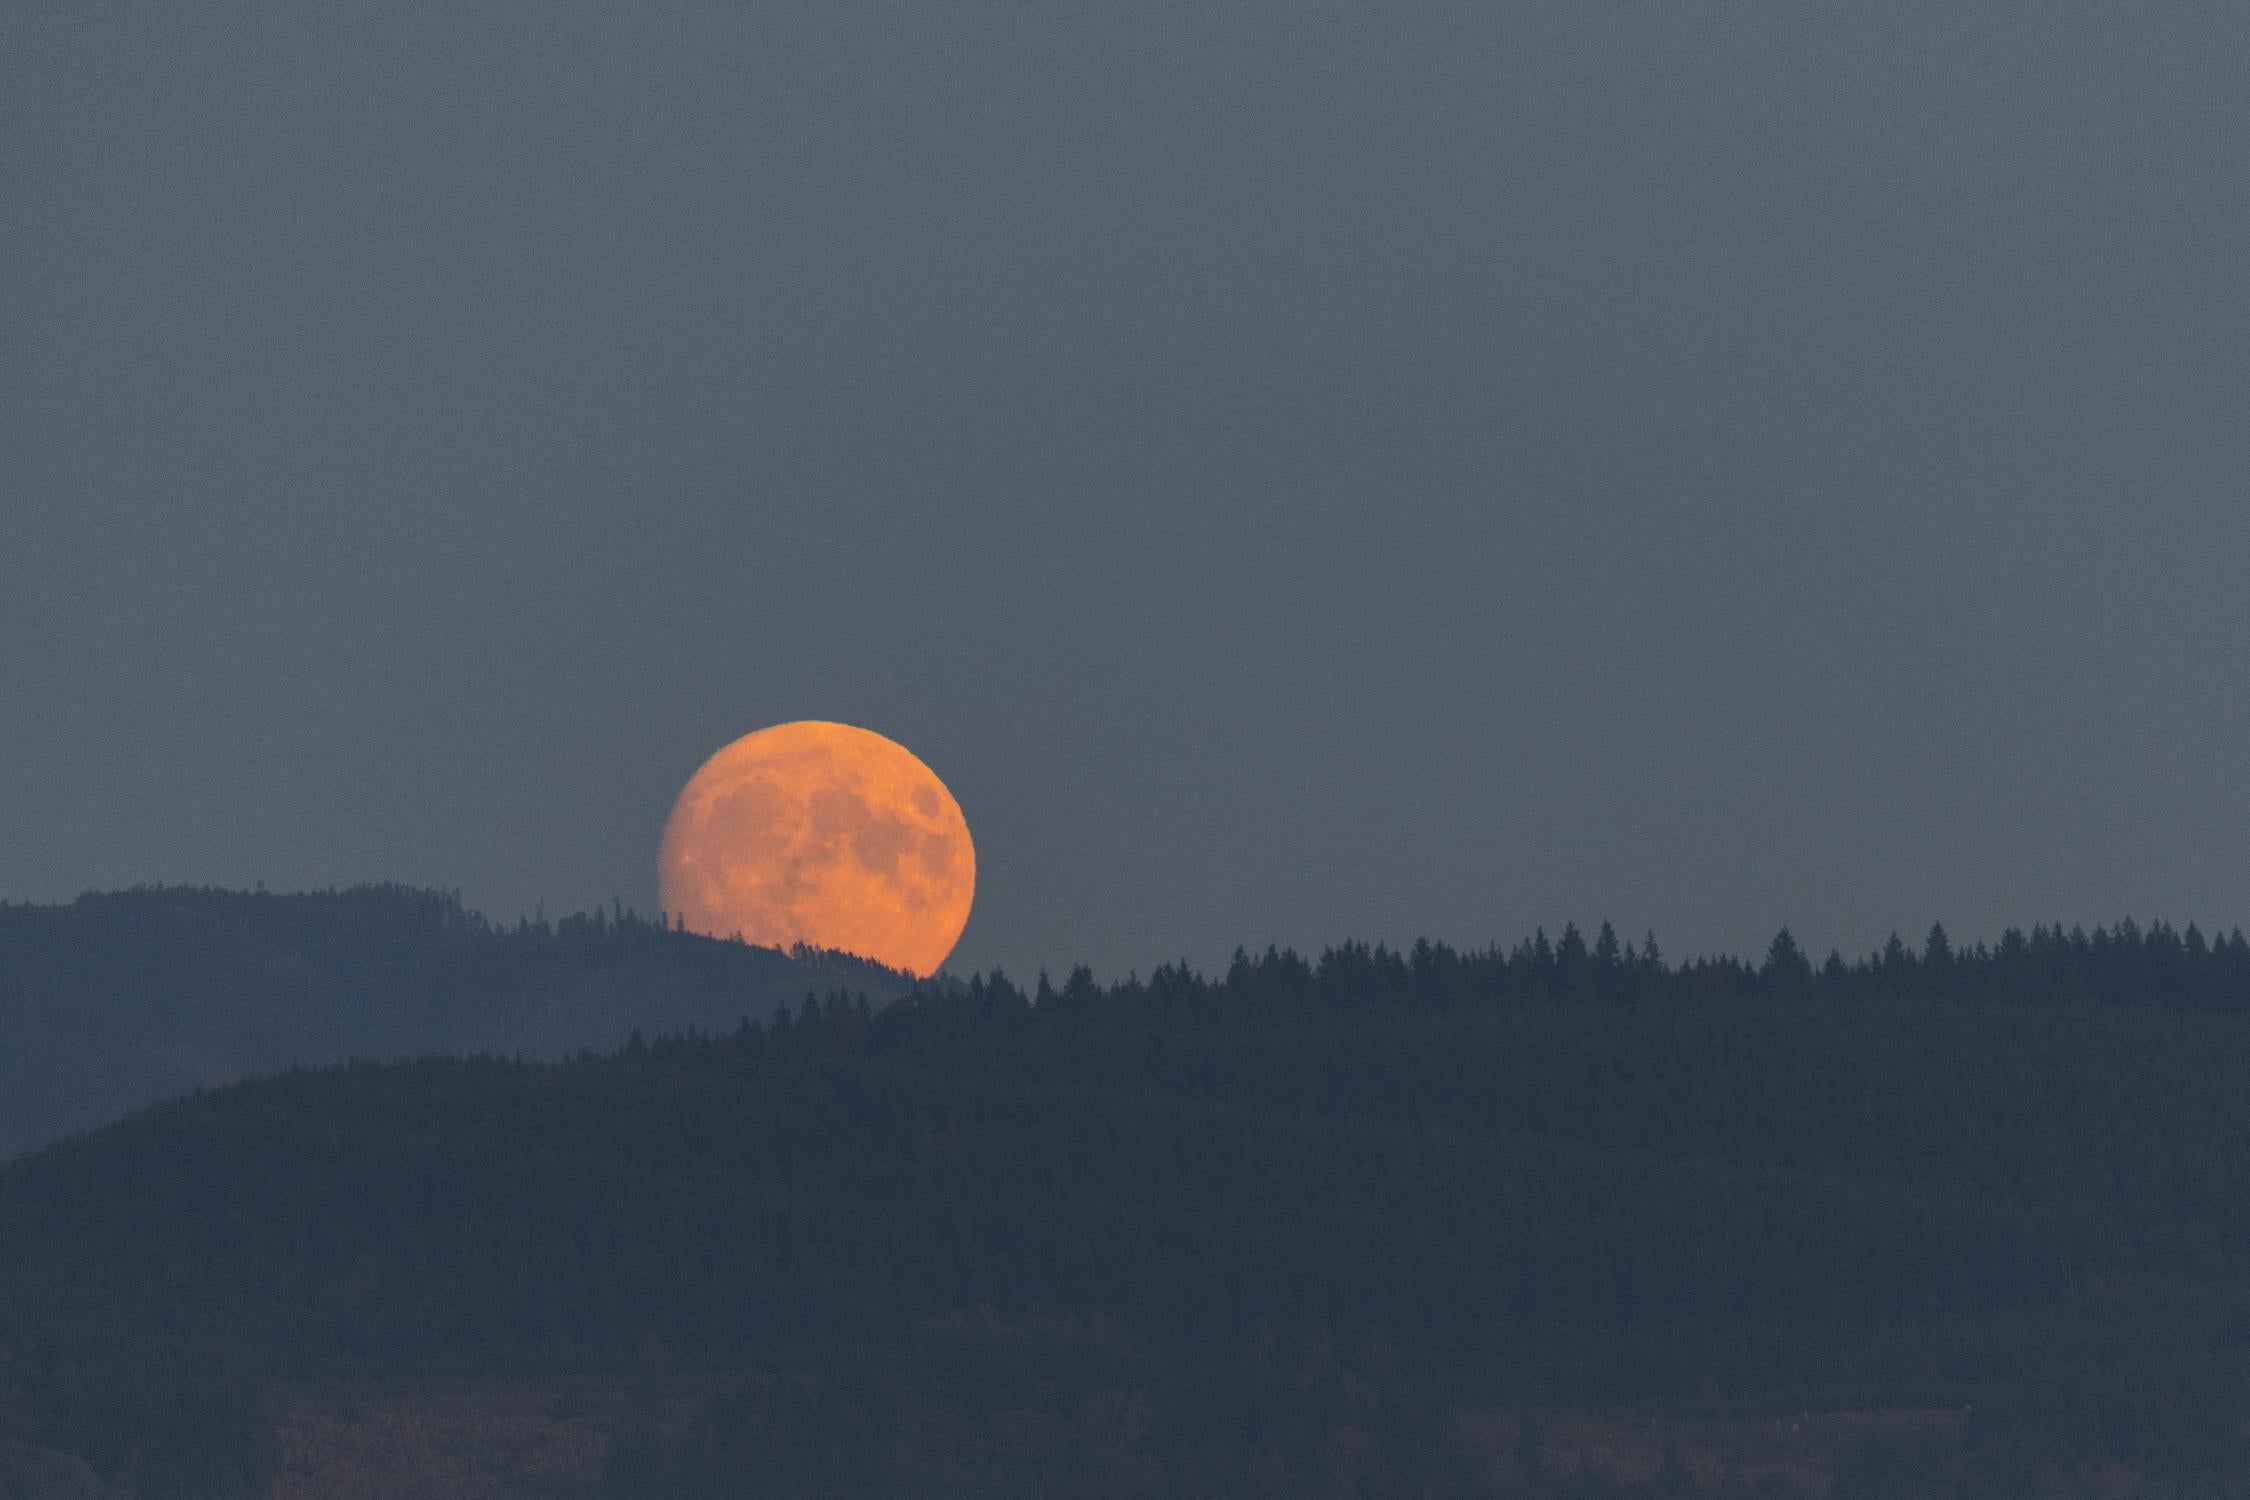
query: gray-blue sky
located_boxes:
[5,1,2246,981]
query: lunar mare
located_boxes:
[658,721,975,977]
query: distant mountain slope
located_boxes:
[10,923,2250,1496]
[0,885,915,1156]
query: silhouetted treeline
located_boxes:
[1183,914,2250,1013]
[7,909,2250,1495]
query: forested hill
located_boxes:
[0,885,913,1155]
[7,919,2250,1497]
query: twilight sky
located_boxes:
[5,1,2246,981]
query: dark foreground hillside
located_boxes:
[0,885,913,1156]
[5,920,2250,1497]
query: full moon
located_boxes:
[657,721,975,978]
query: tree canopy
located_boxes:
[5,900,2250,1495]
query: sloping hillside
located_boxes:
[0,885,913,1155]
[7,932,2250,1495]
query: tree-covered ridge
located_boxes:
[1181,913,2250,1012]
[0,884,913,1156]
[6,912,2250,1496]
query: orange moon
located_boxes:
[658,721,975,977]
